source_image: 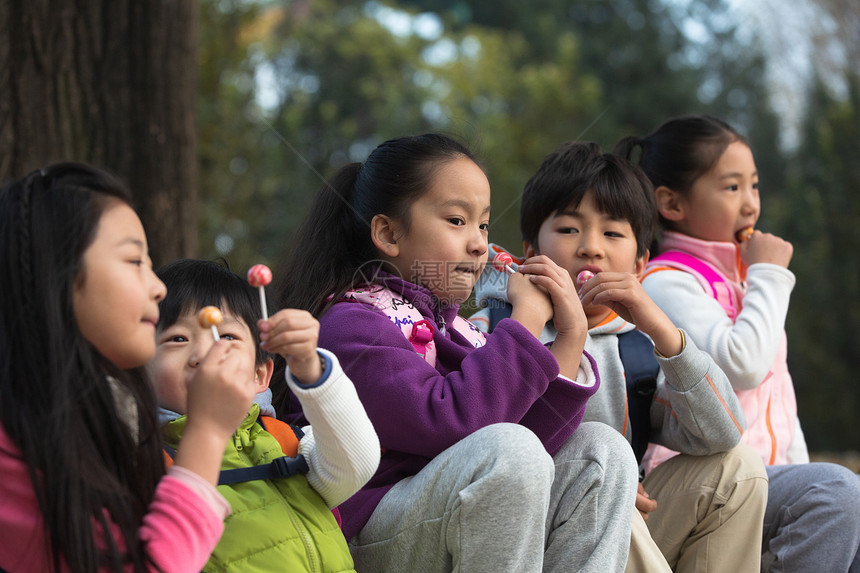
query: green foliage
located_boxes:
[196,0,857,450]
[775,72,860,450]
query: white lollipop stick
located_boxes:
[247,264,273,320]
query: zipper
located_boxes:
[433,301,447,334]
[236,432,321,572]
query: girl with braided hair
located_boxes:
[0,163,259,572]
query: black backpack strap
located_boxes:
[487,300,513,333]
[617,330,659,468]
[162,421,310,486]
[218,417,310,484]
[217,455,309,485]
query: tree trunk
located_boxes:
[0,0,198,265]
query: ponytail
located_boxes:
[612,135,643,163]
[274,162,377,316]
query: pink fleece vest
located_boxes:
[642,249,797,468]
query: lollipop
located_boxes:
[492,252,516,275]
[736,226,754,243]
[247,264,272,320]
[576,269,594,287]
[198,306,223,342]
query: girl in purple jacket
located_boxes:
[274,133,638,572]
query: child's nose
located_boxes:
[741,188,760,216]
[577,231,604,258]
[468,227,488,257]
[188,336,214,367]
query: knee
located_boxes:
[722,442,768,482]
[469,423,555,488]
[561,421,638,482]
[809,463,860,516]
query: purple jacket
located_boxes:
[307,274,599,540]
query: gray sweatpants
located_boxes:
[349,422,638,572]
[762,462,860,572]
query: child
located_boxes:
[0,163,258,572]
[273,133,639,572]
[149,259,379,572]
[470,141,768,572]
[618,114,860,571]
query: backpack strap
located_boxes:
[646,251,737,321]
[343,284,438,365]
[617,329,659,468]
[162,418,309,485]
[451,316,487,349]
[216,455,309,485]
[343,284,485,365]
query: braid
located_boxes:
[17,171,38,318]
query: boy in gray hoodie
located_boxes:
[471,142,768,573]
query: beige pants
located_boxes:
[626,443,769,573]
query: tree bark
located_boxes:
[0,0,198,265]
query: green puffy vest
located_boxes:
[162,405,355,572]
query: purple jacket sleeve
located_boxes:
[319,302,596,457]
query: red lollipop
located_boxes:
[492,252,516,274]
[247,264,272,320]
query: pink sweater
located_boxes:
[0,424,228,572]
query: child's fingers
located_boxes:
[261,325,319,360]
[259,309,319,345]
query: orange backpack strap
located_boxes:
[163,449,175,471]
[259,416,302,457]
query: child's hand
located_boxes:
[579,272,683,357]
[175,340,259,485]
[636,483,658,521]
[739,230,793,268]
[259,309,322,384]
[516,256,588,379]
[507,268,553,338]
[517,256,586,339]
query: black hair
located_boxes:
[614,114,747,232]
[0,163,162,572]
[274,132,477,317]
[155,259,268,366]
[521,141,656,259]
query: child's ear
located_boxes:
[254,358,274,392]
[655,185,685,222]
[632,249,650,279]
[522,240,538,258]
[371,214,400,258]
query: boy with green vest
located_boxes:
[149,259,379,572]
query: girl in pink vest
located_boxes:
[617,115,860,572]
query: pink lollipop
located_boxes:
[492,252,516,275]
[247,264,272,320]
[198,306,223,342]
[576,270,594,287]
